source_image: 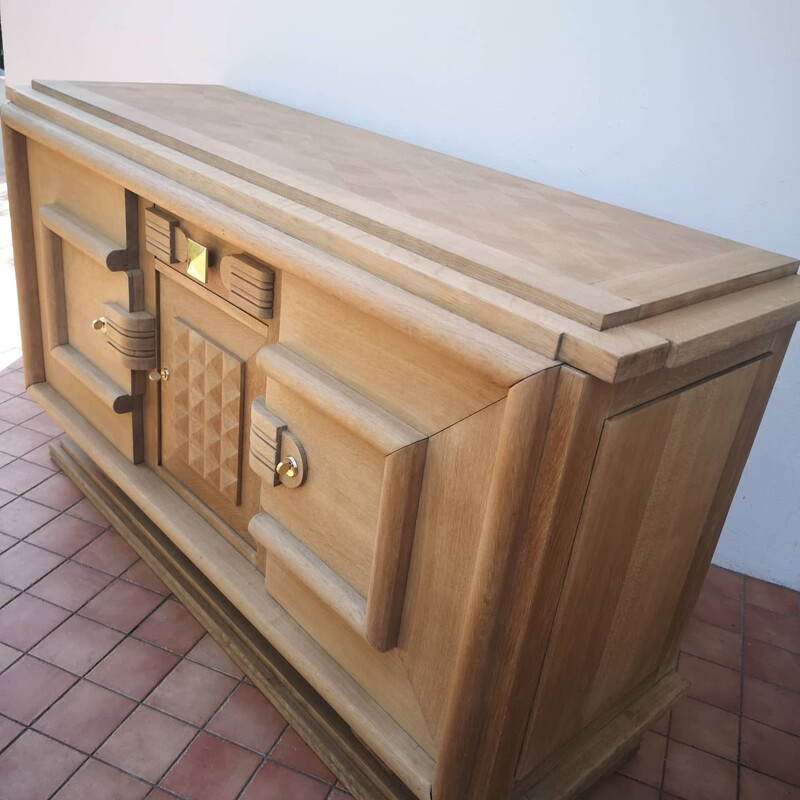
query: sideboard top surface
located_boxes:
[6,80,799,383]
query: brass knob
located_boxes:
[148,368,170,382]
[91,317,106,332]
[276,456,298,479]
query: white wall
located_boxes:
[2,0,798,588]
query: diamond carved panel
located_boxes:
[171,318,244,504]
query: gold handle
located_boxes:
[276,456,298,479]
[148,368,170,382]
[91,317,107,332]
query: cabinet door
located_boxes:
[158,272,268,553]
[248,345,429,652]
[27,141,153,462]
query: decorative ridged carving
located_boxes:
[170,318,244,503]
[220,254,275,318]
[102,302,156,371]
[145,206,192,264]
[249,396,287,487]
[144,207,179,264]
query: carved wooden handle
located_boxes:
[144,207,209,283]
[94,302,156,371]
[249,396,307,488]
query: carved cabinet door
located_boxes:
[157,272,269,552]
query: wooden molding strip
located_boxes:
[28,382,435,800]
[51,345,136,413]
[597,248,799,320]
[633,275,800,367]
[30,79,641,332]
[1,121,45,386]
[520,671,688,799]
[249,361,428,650]
[366,441,428,651]
[2,100,552,387]
[39,203,129,270]
[250,512,369,638]
[257,345,426,455]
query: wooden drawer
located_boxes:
[248,344,428,652]
[144,205,276,321]
[26,141,150,462]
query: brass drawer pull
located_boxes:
[276,456,299,479]
[148,367,170,382]
[91,317,107,332]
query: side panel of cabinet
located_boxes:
[518,358,762,775]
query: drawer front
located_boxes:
[144,206,275,321]
[27,141,151,462]
[158,273,268,551]
[248,344,428,652]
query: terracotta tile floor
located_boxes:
[0,356,797,799]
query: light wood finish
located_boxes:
[159,272,267,547]
[251,512,368,638]
[253,344,428,651]
[40,202,129,270]
[249,396,288,487]
[30,81,800,331]
[632,275,800,366]
[101,302,156,370]
[144,205,180,263]
[26,140,145,461]
[220,253,275,318]
[521,672,688,800]
[432,368,560,800]
[2,121,46,386]
[6,82,800,800]
[168,317,244,504]
[519,358,764,776]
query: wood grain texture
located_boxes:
[6,89,800,383]
[253,344,428,651]
[25,139,143,461]
[2,121,45,386]
[220,253,275,318]
[7,81,800,800]
[32,81,799,332]
[521,672,688,800]
[632,275,800,366]
[159,271,267,543]
[440,367,616,799]
[432,366,560,800]
[397,397,507,742]
[250,511,368,638]
[519,359,763,775]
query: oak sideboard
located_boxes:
[3,82,799,800]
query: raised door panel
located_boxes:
[159,272,268,551]
[518,358,762,776]
[26,140,149,462]
[248,344,428,652]
[168,318,244,505]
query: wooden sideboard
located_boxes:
[3,81,799,800]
